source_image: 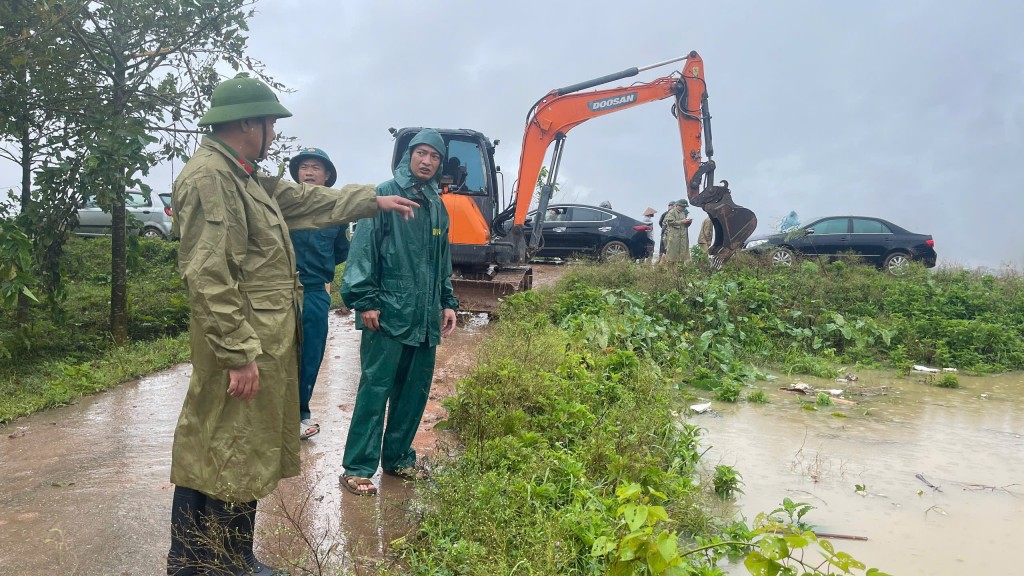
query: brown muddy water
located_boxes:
[697,370,1024,575]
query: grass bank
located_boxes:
[394,257,1023,575]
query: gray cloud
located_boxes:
[3,0,1021,269]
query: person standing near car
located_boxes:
[662,198,693,265]
[166,73,417,576]
[658,200,675,258]
[288,146,350,441]
[339,129,459,497]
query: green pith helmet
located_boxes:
[289,147,337,187]
[676,198,689,207]
[198,73,293,127]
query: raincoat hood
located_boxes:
[394,129,447,192]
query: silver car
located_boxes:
[75,190,173,240]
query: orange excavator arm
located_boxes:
[502,51,756,263]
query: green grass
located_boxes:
[0,236,190,424]
[393,256,1012,575]
[0,334,189,423]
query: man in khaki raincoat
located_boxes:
[662,198,693,265]
[698,217,714,253]
[166,73,417,576]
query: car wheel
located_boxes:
[883,252,911,274]
[600,240,630,262]
[769,247,795,266]
[141,227,165,240]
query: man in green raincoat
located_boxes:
[166,73,417,576]
[340,128,459,496]
[662,198,693,264]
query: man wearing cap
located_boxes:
[287,147,348,441]
[339,129,458,497]
[662,198,693,265]
[166,73,417,576]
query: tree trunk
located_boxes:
[15,69,33,327]
[110,184,128,345]
[109,59,129,346]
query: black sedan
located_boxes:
[743,215,937,272]
[524,204,655,261]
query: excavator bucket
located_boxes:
[693,182,757,265]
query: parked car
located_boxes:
[743,215,937,272]
[523,203,655,261]
[75,190,173,239]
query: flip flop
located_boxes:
[300,419,320,440]
[341,474,377,496]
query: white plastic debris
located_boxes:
[912,365,939,373]
[689,402,713,414]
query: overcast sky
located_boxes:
[3,0,1022,269]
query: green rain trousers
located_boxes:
[341,129,458,478]
[342,330,437,476]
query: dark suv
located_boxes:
[743,215,937,272]
[524,204,655,261]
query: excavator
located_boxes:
[390,50,756,313]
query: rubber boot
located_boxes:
[167,486,210,576]
[206,499,285,576]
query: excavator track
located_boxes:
[451,266,533,314]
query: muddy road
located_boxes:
[0,263,568,575]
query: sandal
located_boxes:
[341,474,377,496]
[383,465,429,481]
[300,419,320,440]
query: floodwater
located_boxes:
[697,370,1024,575]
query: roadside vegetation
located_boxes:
[394,256,1024,575]
[0,237,190,424]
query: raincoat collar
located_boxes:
[393,129,446,195]
[204,135,256,177]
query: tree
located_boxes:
[43,0,281,344]
[0,0,96,324]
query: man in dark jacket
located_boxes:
[340,128,459,496]
[288,147,349,441]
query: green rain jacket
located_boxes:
[342,129,459,346]
[170,136,377,502]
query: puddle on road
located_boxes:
[695,369,1024,575]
